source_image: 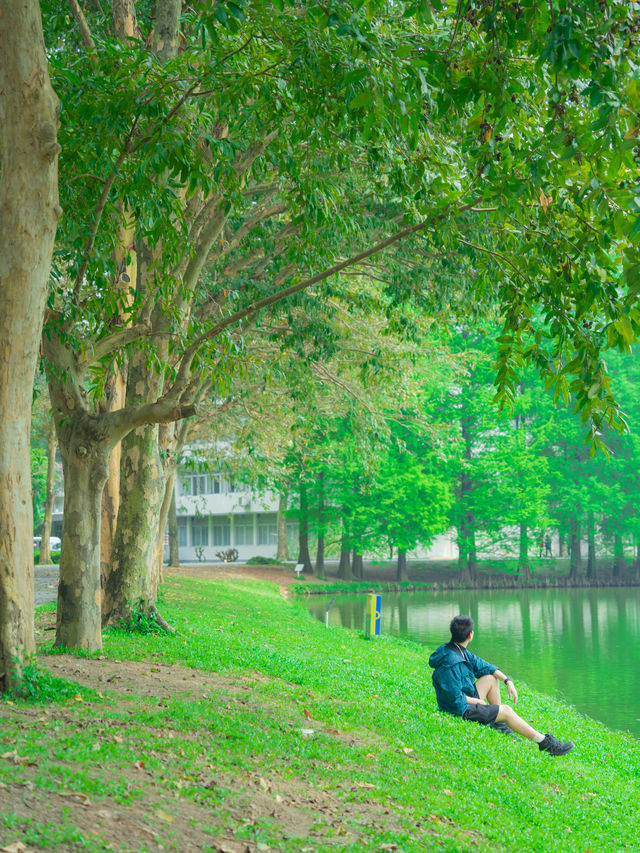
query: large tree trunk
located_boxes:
[297,482,313,575]
[0,0,60,690]
[396,549,409,582]
[277,493,289,562]
[38,420,58,566]
[55,428,111,650]
[104,350,165,626]
[99,210,136,595]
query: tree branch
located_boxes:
[72,116,139,298]
[67,0,97,55]
[78,322,153,368]
[169,217,435,398]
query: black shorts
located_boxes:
[462,703,500,725]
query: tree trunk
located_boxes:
[396,549,408,582]
[337,516,352,580]
[352,549,364,580]
[38,419,58,565]
[315,534,325,577]
[276,493,289,562]
[297,482,313,574]
[55,434,110,650]
[315,471,326,577]
[568,517,581,582]
[458,511,477,581]
[99,210,136,596]
[586,513,596,581]
[168,490,180,567]
[518,522,530,580]
[0,0,60,690]
[104,353,165,626]
[612,532,623,579]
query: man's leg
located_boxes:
[475,673,501,705]
[494,704,542,741]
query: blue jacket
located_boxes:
[429,641,497,716]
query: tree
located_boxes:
[39,0,640,651]
[0,0,60,691]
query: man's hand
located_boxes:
[506,680,518,705]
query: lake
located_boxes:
[306,586,640,738]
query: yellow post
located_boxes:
[364,593,381,638]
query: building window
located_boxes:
[258,513,277,546]
[180,473,209,496]
[212,518,231,547]
[178,518,188,547]
[234,515,254,546]
[191,517,209,546]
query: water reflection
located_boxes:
[307,587,640,738]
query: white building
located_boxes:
[175,469,296,562]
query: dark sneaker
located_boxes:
[490,721,516,737]
[538,733,574,756]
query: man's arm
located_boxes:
[492,668,518,705]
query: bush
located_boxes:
[33,549,61,565]
[246,556,282,566]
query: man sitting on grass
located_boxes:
[429,614,574,756]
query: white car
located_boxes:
[33,536,61,550]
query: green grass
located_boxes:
[1,576,639,851]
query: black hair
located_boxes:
[450,614,474,643]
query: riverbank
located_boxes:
[3,573,638,851]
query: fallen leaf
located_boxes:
[1,750,37,767]
[401,747,414,755]
[300,728,315,738]
[303,708,312,719]
[91,742,101,752]
[73,694,83,702]
[133,760,146,770]
[113,735,123,744]
[365,753,376,759]
[258,777,268,790]
[60,792,91,806]
[355,781,376,789]
[1,842,27,853]
[443,788,453,796]
[428,814,440,822]
[154,809,174,824]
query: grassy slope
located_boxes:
[2,575,639,852]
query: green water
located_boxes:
[307,587,640,738]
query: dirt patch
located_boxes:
[1,654,421,853]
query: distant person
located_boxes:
[544,534,552,557]
[538,535,544,558]
[429,614,574,756]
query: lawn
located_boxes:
[0,575,638,852]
